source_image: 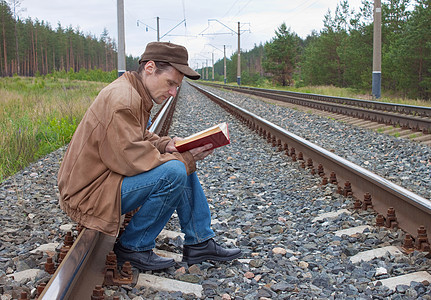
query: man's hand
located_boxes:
[166,137,213,161]
[189,143,214,161]
[165,137,183,153]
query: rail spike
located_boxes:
[91,285,105,300]
[402,234,415,253]
[44,256,56,275]
[375,214,385,227]
[36,283,47,298]
[362,193,373,210]
[298,152,304,161]
[317,164,324,177]
[415,226,431,252]
[103,251,133,286]
[321,177,328,185]
[307,158,313,169]
[329,172,337,185]
[343,181,352,197]
[353,199,362,210]
[64,231,74,247]
[385,207,399,229]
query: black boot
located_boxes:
[182,239,241,265]
[114,242,175,271]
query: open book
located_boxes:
[175,122,230,153]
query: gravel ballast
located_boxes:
[0,81,430,299]
[197,83,431,202]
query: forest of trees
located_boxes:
[208,0,431,100]
[0,0,430,100]
[0,0,121,76]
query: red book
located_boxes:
[175,122,230,152]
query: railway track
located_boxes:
[7,81,431,299]
[189,82,431,236]
[199,82,431,145]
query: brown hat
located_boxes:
[139,42,200,80]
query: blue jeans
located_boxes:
[119,160,215,251]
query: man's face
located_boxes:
[143,61,184,104]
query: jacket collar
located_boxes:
[124,71,153,113]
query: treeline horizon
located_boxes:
[208,0,430,100]
[0,0,140,76]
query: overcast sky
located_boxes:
[18,0,364,68]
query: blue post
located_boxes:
[372,71,381,99]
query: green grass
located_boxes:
[207,80,431,107]
[409,133,422,139]
[277,85,431,107]
[0,75,108,182]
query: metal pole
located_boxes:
[372,0,382,99]
[224,45,227,84]
[212,52,215,81]
[157,17,160,41]
[117,0,126,77]
[237,22,241,85]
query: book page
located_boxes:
[183,123,220,140]
[175,123,227,147]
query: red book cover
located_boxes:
[175,122,230,153]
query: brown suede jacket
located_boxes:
[57,71,196,236]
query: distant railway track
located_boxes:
[36,82,430,299]
[199,82,431,139]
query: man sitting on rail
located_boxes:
[57,42,241,270]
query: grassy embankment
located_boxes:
[0,75,108,182]
[286,85,431,107]
[213,80,431,107]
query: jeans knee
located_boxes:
[163,160,187,187]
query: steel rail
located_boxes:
[201,82,431,118]
[38,92,180,299]
[200,82,431,133]
[190,82,431,239]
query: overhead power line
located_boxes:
[137,17,187,41]
[199,19,249,85]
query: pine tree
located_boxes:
[263,23,301,86]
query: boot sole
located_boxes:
[182,251,242,265]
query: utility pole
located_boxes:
[117,0,126,77]
[224,45,227,84]
[207,44,227,83]
[372,0,382,99]
[157,17,160,41]
[237,22,241,85]
[200,20,249,85]
[137,17,185,42]
[212,52,215,81]
[202,62,205,80]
